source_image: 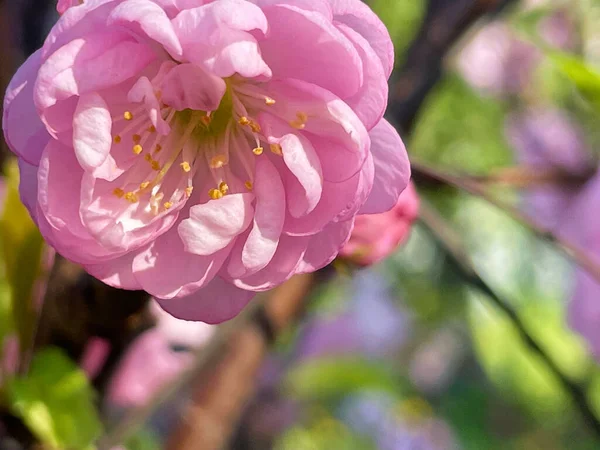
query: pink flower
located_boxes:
[339,182,418,266]
[107,329,192,407]
[57,0,84,14]
[3,0,410,323]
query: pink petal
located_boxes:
[35,30,155,112]
[3,49,50,166]
[178,193,254,256]
[337,23,387,130]
[258,3,362,99]
[156,277,255,324]
[231,234,310,292]
[84,252,141,290]
[107,0,183,58]
[172,0,271,78]
[359,119,410,215]
[128,76,170,134]
[228,157,286,277]
[132,226,230,299]
[57,0,84,14]
[296,218,355,273]
[160,63,226,112]
[17,159,40,223]
[327,0,395,77]
[73,92,112,171]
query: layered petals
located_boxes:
[4,0,408,324]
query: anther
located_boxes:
[245,181,253,191]
[180,162,191,173]
[164,202,173,210]
[132,134,141,143]
[290,111,308,129]
[253,147,264,156]
[124,192,139,203]
[270,143,283,155]
[249,121,261,133]
[113,135,122,144]
[148,125,156,133]
[113,188,125,198]
[139,181,150,190]
[154,144,162,154]
[201,115,212,126]
[144,154,153,162]
[238,116,250,126]
[219,182,229,195]
[124,111,133,121]
[209,188,224,200]
[265,96,276,106]
[133,144,143,155]
[185,186,194,197]
[210,155,227,169]
[151,160,161,171]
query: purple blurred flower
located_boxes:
[505,108,593,231]
[297,270,409,360]
[539,9,576,50]
[457,23,540,96]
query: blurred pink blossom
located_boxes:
[79,337,111,379]
[340,182,419,266]
[4,0,410,323]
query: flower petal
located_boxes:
[296,218,355,273]
[228,157,285,277]
[73,92,112,171]
[359,119,410,214]
[128,76,171,134]
[179,193,255,256]
[3,50,50,166]
[160,63,226,112]
[108,0,183,58]
[156,277,255,324]
[84,252,141,290]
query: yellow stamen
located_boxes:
[133,144,143,155]
[185,186,194,197]
[265,96,276,106]
[249,121,261,133]
[113,135,122,144]
[148,125,156,133]
[151,160,161,171]
[270,143,283,155]
[253,147,264,156]
[209,188,224,200]
[180,161,191,173]
[201,115,212,126]
[154,144,162,154]
[124,111,133,121]
[296,111,308,123]
[132,134,141,143]
[139,181,150,190]
[219,181,229,194]
[210,155,227,168]
[124,192,138,203]
[164,202,173,210]
[144,154,153,162]
[245,181,253,191]
[238,116,250,126]
[290,111,308,129]
[113,188,125,198]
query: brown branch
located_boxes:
[418,200,600,439]
[468,166,594,188]
[412,160,600,284]
[97,273,317,450]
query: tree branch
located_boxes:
[412,160,600,285]
[418,199,600,439]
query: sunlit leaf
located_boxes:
[550,52,600,111]
[7,347,103,450]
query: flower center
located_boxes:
[109,75,304,215]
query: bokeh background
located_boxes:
[2,0,600,449]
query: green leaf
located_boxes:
[0,160,45,361]
[7,347,103,450]
[550,52,600,111]
[284,358,402,401]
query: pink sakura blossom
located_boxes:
[57,0,84,14]
[339,182,418,266]
[3,0,410,323]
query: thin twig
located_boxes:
[418,199,600,439]
[411,160,600,284]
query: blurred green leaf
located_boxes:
[468,296,588,423]
[285,358,402,401]
[550,52,600,111]
[7,347,103,450]
[0,161,45,362]
[125,429,161,450]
